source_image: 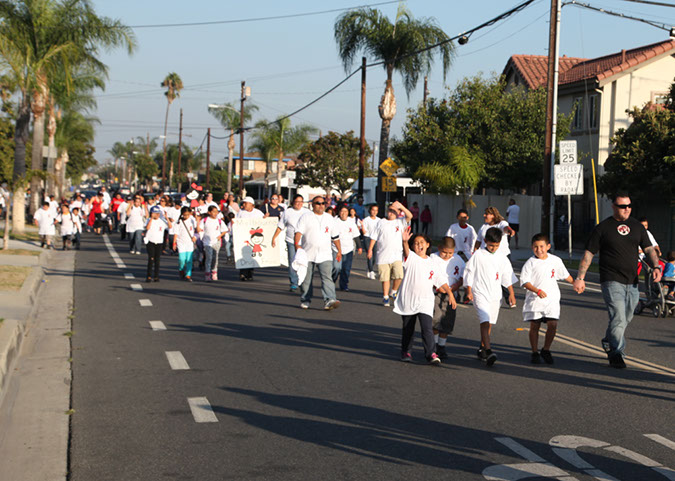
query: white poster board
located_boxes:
[232,217,281,269]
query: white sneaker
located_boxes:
[300,302,309,309]
[324,300,341,310]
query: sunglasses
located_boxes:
[614,203,632,209]
[313,202,326,206]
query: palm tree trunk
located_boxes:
[227,132,235,193]
[162,101,171,190]
[46,103,57,199]
[276,148,283,195]
[2,189,10,250]
[30,84,48,216]
[12,98,30,234]
[376,74,396,212]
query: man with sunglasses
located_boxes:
[294,195,341,310]
[574,193,661,368]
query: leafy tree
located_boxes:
[134,153,158,190]
[160,72,183,187]
[394,75,571,191]
[208,167,229,191]
[295,130,374,198]
[0,115,14,183]
[334,4,453,206]
[600,100,675,200]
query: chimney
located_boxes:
[621,49,626,63]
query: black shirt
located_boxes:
[265,204,285,218]
[585,216,651,284]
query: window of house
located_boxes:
[243,160,255,170]
[589,94,598,129]
[572,97,583,130]
[653,92,668,105]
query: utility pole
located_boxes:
[206,128,211,191]
[146,132,150,156]
[543,0,561,240]
[423,76,429,107]
[177,109,183,193]
[358,57,367,197]
[239,80,246,196]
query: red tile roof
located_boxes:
[504,39,675,89]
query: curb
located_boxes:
[0,256,46,400]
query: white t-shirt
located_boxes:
[101,191,111,205]
[196,203,209,216]
[56,211,75,236]
[332,217,361,255]
[430,252,465,288]
[393,252,448,317]
[48,200,59,217]
[362,216,380,238]
[506,204,520,224]
[117,201,128,224]
[34,208,56,235]
[371,218,406,265]
[295,212,339,264]
[70,199,83,211]
[72,213,82,233]
[639,230,658,260]
[165,206,181,235]
[520,254,570,320]
[235,208,264,220]
[476,221,511,256]
[201,216,228,247]
[145,217,168,244]
[126,205,146,232]
[464,248,518,303]
[174,217,197,252]
[278,207,309,244]
[445,223,477,256]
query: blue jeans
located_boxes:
[601,281,639,358]
[300,260,336,304]
[286,241,299,288]
[204,245,220,273]
[332,251,353,290]
[364,237,376,272]
[129,229,143,253]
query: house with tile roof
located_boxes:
[503,39,675,240]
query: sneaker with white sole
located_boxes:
[324,300,341,310]
[382,297,390,307]
[300,302,309,309]
[428,353,441,365]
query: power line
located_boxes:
[564,1,672,30]
[128,1,403,29]
[618,0,675,7]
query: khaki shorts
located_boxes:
[377,260,403,282]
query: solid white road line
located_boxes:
[187,397,218,423]
[645,434,675,451]
[139,299,152,307]
[165,351,190,370]
[149,321,166,331]
[130,283,143,292]
[102,234,126,269]
[124,273,135,279]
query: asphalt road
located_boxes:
[69,232,675,480]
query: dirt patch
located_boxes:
[0,266,32,291]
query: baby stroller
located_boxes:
[634,257,675,318]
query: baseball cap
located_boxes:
[150,206,162,214]
[242,196,255,204]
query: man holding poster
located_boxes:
[295,195,342,310]
[234,197,265,281]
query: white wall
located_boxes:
[409,194,542,244]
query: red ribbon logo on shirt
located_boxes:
[395,226,400,232]
[454,266,459,276]
[496,272,499,280]
[429,271,434,280]
[348,228,352,233]
[551,269,555,278]
[249,228,263,235]
[325,227,329,233]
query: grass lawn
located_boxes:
[0,266,31,290]
[0,248,41,256]
[0,230,40,242]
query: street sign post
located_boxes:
[555,139,581,259]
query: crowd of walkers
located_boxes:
[36,187,667,371]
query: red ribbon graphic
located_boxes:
[249,228,263,235]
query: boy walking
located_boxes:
[520,234,574,364]
[464,227,518,366]
[34,201,56,249]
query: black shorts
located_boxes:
[433,292,457,334]
[528,316,558,323]
[510,223,520,233]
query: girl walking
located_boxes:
[173,207,197,282]
[144,206,172,282]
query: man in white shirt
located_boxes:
[368,201,412,306]
[272,194,308,291]
[294,195,341,310]
[506,199,521,249]
[100,186,111,206]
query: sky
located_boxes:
[90,0,675,167]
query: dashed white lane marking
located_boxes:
[124,273,135,279]
[102,234,126,268]
[149,321,166,331]
[486,437,577,480]
[139,299,152,307]
[165,351,190,370]
[645,434,675,451]
[130,283,143,292]
[495,437,546,462]
[187,397,218,423]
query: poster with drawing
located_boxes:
[232,217,281,269]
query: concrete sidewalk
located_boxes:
[0,244,74,481]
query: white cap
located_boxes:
[242,196,255,204]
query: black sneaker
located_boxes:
[531,351,542,364]
[540,349,554,365]
[400,352,412,363]
[485,350,497,367]
[609,354,626,369]
[477,348,487,361]
[436,345,448,359]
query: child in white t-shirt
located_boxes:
[199,205,228,281]
[55,204,75,250]
[464,227,518,367]
[144,206,172,282]
[394,229,455,365]
[71,207,83,250]
[520,233,573,365]
[445,208,477,262]
[430,237,465,359]
[173,206,197,282]
[34,201,56,248]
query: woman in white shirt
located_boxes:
[144,206,172,282]
[474,206,515,258]
[55,205,75,250]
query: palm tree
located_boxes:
[251,117,317,195]
[334,4,453,205]
[0,0,135,227]
[161,72,183,189]
[208,101,258,192]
